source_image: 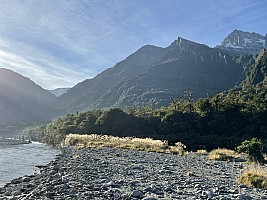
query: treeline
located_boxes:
[23,77,267,151]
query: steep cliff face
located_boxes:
[216,30,267,56]
[0,68,56,122]
[242,48,267,86]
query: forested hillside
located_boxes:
[24,86,267,151]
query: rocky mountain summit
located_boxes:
[216,29,267,56]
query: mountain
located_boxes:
[241,48,267,86]
[92,38,245,109]
[53,37,246,114]
[53,45,166,114]
[0,68,56,123]
[49,88,69,97]
[216,29,267,56]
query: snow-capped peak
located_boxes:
[216,30,267,56]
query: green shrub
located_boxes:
[236,138,265,163]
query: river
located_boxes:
[0,142,60,187]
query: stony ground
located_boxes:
[1,147,267,200]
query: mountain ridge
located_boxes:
[92,38,245,109]
[53,36,249,113]
[0,68,56,122]
[241,48,267,86]
[48,88,69,97]
[3,30,267,120]
[53,44,167,115]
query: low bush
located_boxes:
[236,138,265,163]
[208,148,239,161]
[238,166,267,189]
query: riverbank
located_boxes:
[0,138,31,146]
[1,147,267,199]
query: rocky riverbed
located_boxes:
[1,147,267,200]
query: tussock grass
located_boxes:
[208,148,240,161]
[196,149,208,155]
[238,166,267,189]
[64,134,186,155]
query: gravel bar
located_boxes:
[1,147,267,199]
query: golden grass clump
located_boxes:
[208,148,240,161]
[196,149,208,155]
[64,134,185,155]
[238,166,267,189]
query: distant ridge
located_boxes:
[0,68,56,123]
[49,88,69,97]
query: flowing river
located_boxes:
[0,142,59,187]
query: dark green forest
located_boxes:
[23,74,267,151]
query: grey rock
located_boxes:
[22,176,30,182]
[143,197,158,200]
[239,184,248,188]
[229,188,238,194]
[239,194,253,200]
[131,190,144,198]
[11,178,21,184]
[12,190,21,196]
[202,190,214,198]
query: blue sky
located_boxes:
[0,0,266,89]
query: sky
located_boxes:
[0,0,266,90]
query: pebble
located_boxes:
[132,190,144,198]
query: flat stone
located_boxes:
[11,178,21,184]
[132,190,143,198]
[22,177,31,182]
[143,197,158,200]
[239,194,253,200]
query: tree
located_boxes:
[184,91,194,112]
[96,108,134,136]
[236,138,265,163]
[208,92,224,112]
[195,99,213,116]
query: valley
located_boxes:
[1,29,267,199]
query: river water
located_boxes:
[0,142,59,187]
